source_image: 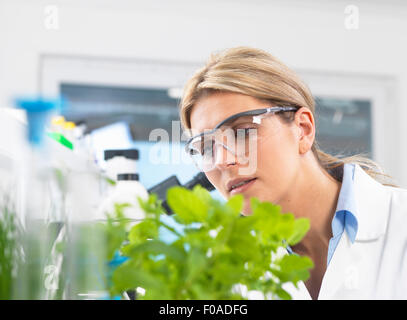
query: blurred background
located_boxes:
[0,0,406,191]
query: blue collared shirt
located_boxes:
[287,163,359,266]
[327,163,358,265]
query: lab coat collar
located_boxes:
[352,164,391,241]
[317,164,391,300]
[332,163,358,244]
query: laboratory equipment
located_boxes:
[148,172,215,214]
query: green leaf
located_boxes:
[114,202,131,216]
[211,256,246,286]
[122,240,186,263]
[275,287,292,300]
[249,197,261,212]
[109,186,314,300]
[185,248,207,284]
[105,177,116,186]
[167,187,208,223]
[138,193,165,217]
[251,201,281,241]
[192,185,213,205]
[112,260,170,298]
[287,218,310,245]
[128,219,159,244]
[274,213,295,240]
[190,283,216,300]
[226,194,244,216]
[227,218,260,261]
[280,254,314,271]
[274,254,314,285]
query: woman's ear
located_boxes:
[294,107,316,155]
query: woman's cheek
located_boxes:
[205,172,220,191]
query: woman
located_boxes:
[179,47,407,300]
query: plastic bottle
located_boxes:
[98,149,148,225]
[63,141,109,300]
[97,149,148,300]
[42,109,109,300]
[12,97,62,300]
[104,149,139,182]
[97,172,148,225]
[98,149,148,220]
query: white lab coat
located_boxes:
[283,163,407,299]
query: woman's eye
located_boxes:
[234,127,256,137]
[201,140,214,155]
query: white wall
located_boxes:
[1,0,406,185]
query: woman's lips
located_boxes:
[229,178,257,195]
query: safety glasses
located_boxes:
[185,106,298,172]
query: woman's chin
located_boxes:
[241,198,253,216]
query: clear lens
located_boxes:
[187,134,216,172]
[185,106,298,172]
[186,121,259,172]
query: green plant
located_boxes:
[0,196,22,299]
[109,185,313,300]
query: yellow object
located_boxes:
[51,116,76,130]
[63,121,76,130]
[51,116,66,126]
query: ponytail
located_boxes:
[313,144,399,187]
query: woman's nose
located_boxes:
[212,142,237,169]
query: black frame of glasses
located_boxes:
[185,105,299,154]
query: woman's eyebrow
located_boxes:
[215,116,242,129]
[224,116,255,128]
[215,108,268,129]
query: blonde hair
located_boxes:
[180,46,398,187]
